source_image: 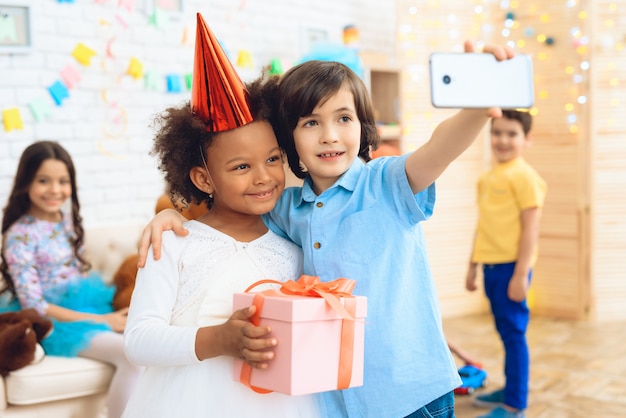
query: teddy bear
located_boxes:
[112,254,139,311]
[0,309,53,377]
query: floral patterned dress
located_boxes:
[1,212,112,356]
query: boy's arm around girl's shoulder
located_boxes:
[137,208,189,267]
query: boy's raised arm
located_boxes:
[405,41,515,194]
[137,208,190,267]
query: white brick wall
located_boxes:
[0,0,395,228]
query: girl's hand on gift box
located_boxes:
[195,305,277,369]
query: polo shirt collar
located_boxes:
[299,158,365,204]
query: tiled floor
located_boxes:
[444,313,626,418]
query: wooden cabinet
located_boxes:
[364,67,402,155]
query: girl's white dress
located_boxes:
[122,221,320,418]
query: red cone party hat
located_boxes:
[191,13,253,132]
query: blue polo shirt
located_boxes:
[264,155,460,418]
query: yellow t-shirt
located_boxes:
[472,157,547,265]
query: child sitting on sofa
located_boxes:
[0,140,142,418]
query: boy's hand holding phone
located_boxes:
[431,41,532,111]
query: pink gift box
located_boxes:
[233,292,367,396]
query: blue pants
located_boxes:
[483,262,530,410]
[404,391,455,417]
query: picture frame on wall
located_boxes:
[147,0,184,18]
[0,0,32,54]
[300,27,329,55]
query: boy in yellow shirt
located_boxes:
[465,110,547,418]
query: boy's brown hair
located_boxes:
[500,110,533,135]
[275,60,380,179]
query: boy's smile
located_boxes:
[318,151,345,160]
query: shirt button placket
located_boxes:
[313,201,323,252]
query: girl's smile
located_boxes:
[247,188,277,200]
[193,120,285,238]
[27,158,71,222]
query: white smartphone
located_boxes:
[429,53,534,109]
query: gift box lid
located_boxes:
[233,293,367,323]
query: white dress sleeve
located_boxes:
[124,231,202,367]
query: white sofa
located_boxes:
[0,223,145,418]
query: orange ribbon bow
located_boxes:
[239,275,359,394]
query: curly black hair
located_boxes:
[150,72,280,212]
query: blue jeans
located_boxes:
[404,391,455,418]
[483,262,530,410]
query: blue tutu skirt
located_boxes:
[0,273,114,357]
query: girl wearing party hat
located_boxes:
[121,14,319,418]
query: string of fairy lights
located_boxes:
[397,0,624,137]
